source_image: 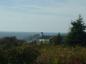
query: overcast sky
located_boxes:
[0,0,86,32]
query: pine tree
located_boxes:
[65,15,86,46]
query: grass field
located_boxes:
[33,45,86,64]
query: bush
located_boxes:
[0,45,40,64]
[50,33,63,45]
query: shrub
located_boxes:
[0,45,40,64]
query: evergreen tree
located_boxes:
[65,15,86,46]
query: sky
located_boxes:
[0,0,86,32]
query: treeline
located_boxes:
[50,15,86,46]
[28,15,86,47]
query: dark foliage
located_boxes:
[50,33,63,45]
[65,15,86,46]
[0,36,25,48]
[0,37,40,64]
